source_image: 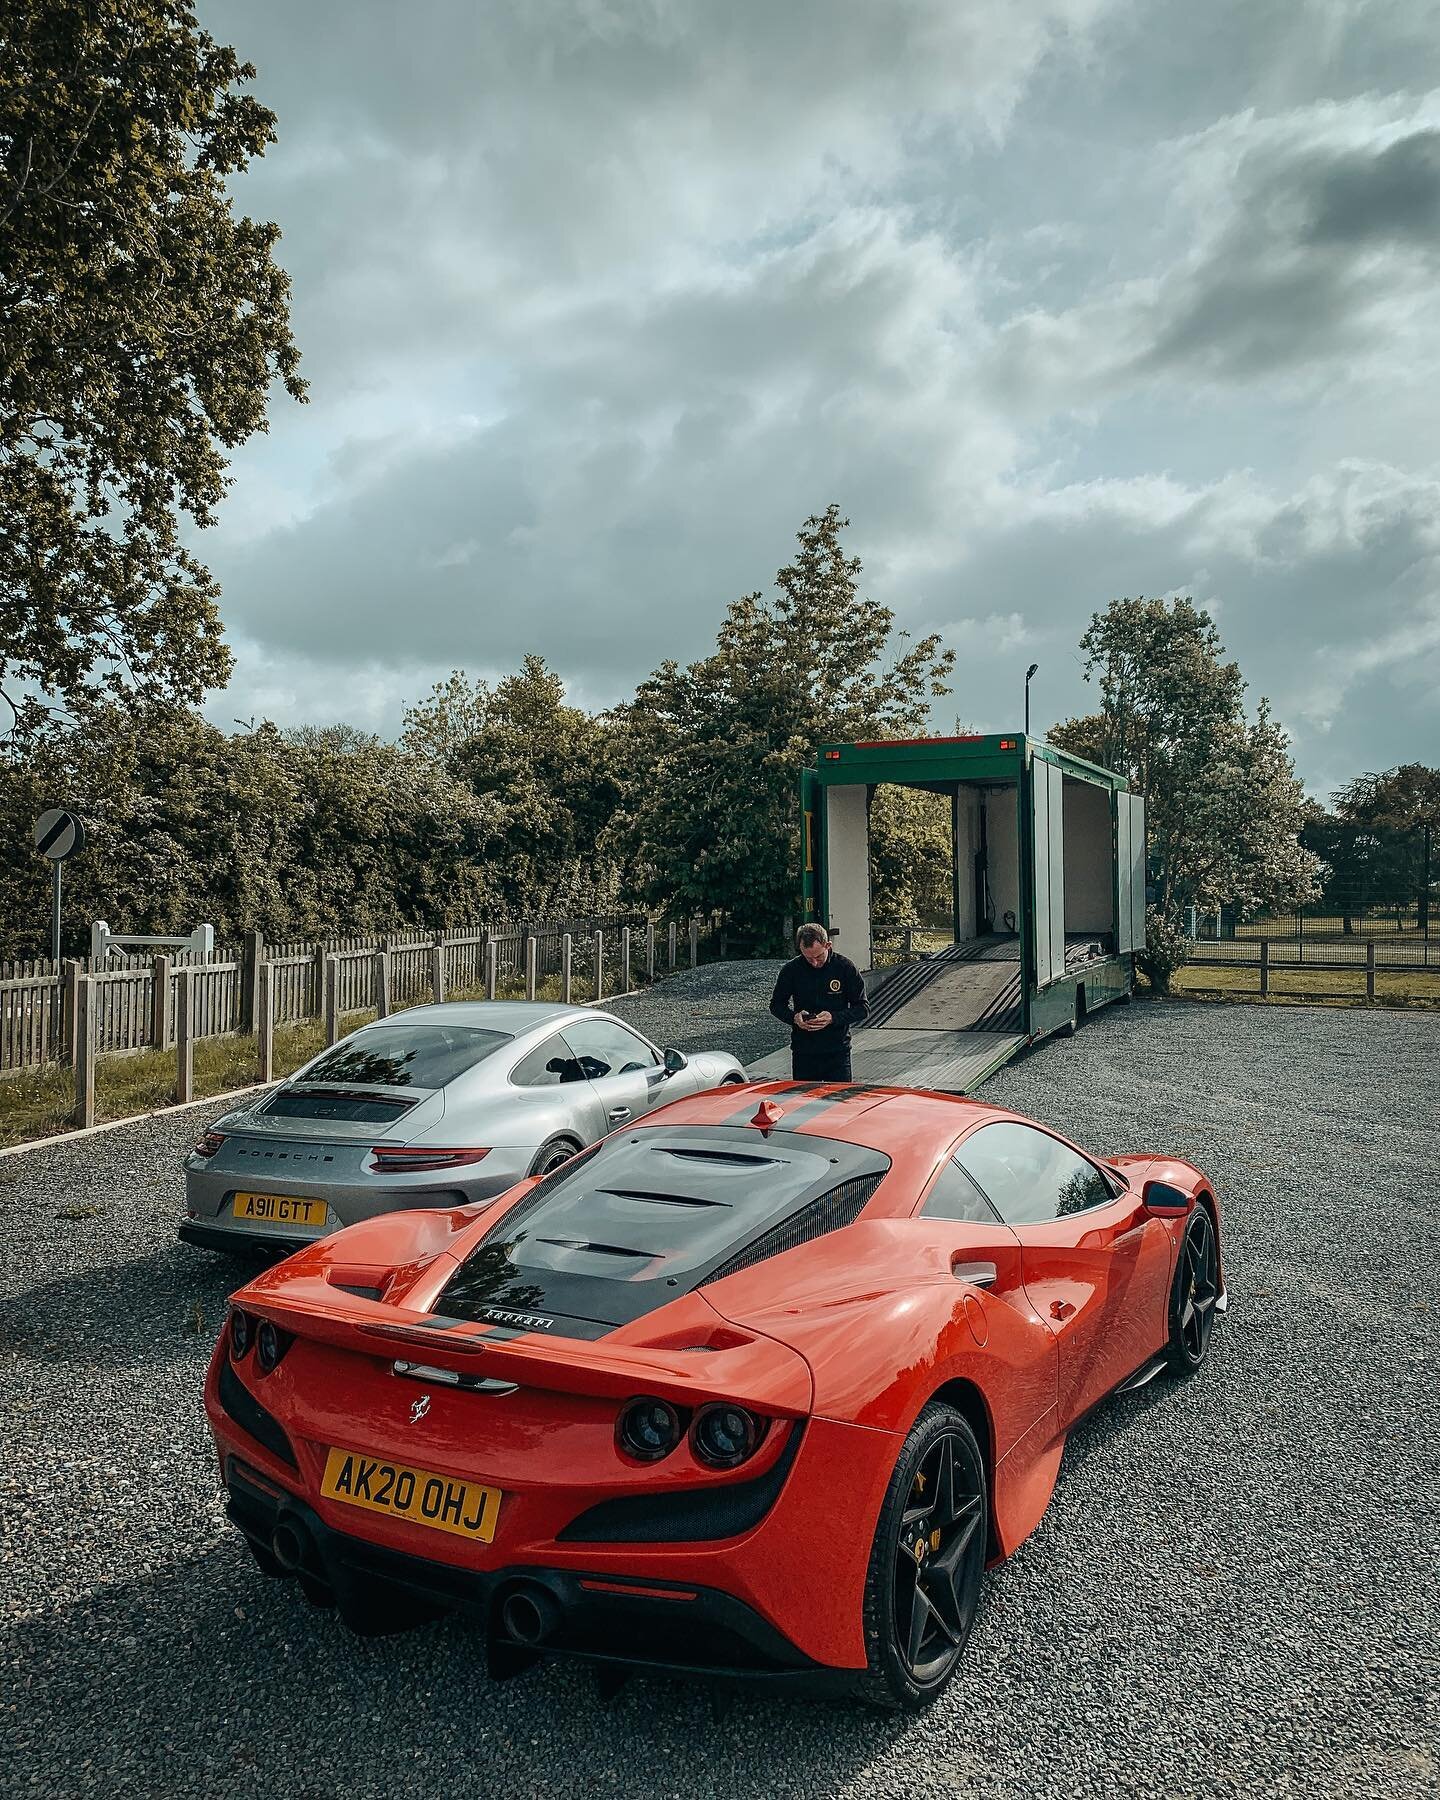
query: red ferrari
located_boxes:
[205,1080,1225,1709]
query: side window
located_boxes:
[510,1033,588,1088]
[561,1020,660,1081]
[920,1157,999,1224]
[955,1123,1113,1226]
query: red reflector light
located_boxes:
[999,738,1016,749]
[579,1579,698,1601]
[370,1146,490,1173]
[823,750,841,760]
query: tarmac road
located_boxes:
[1,970,1436,1798]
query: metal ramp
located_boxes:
[748,938,1027,1094]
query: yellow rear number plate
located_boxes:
[232,1192,328,1228]
[321,1447,501,1543]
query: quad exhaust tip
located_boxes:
[271,1518,310,1575]
[499,1584,561,1646]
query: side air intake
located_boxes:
[701,1173,884,1285]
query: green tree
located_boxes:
[1049,597,1316,990]
[0,0,305,734]
[612,506,955,945]
[1316,763,1440,930]
[454,655,625,914]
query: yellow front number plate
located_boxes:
[321,1447,501,1543]
[232,1192,328,1228]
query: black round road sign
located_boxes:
[34,808,85,861]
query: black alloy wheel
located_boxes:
[859,1403,987,1710]
[528,1137,578,1179]
[1167,1205,1220,1375]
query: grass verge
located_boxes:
[1171,963,1440,1009]
[0,971,634,1150]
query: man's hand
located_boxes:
[806,1010,833,1030]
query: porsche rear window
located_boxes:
[291,1025,512,1092]
[437,1125,891,1333]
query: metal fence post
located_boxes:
[484,936,497,1002]
[240,928,263,1034]
[151,953,171,1049]
[72,974,96,1128]
[374,949,391,1019]
[1259,939,1269,997]
[689,918,700,968]
[175,970,194,1105]
[561,933,573,1004]
[668,921,677,970]
[621,926,631,994]
[325,956,340,1045]
[1366,940,1376,1004]
[431,939,446,1005]
[646,920,656,983]
[525,936,538,1002]
[593,929,605,1003]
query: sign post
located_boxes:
[34,809,86,963]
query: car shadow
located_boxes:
[0,1244,250,1370]
[1,1537,952,1800]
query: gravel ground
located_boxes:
[1,969,1436,1799]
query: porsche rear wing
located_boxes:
[238,1282,814,1416]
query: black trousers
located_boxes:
[791,1039,853,1083]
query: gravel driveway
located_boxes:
[1,969,1436,1799]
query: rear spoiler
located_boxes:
[237,1279,814,1415]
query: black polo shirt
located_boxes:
[768,950,868,1049]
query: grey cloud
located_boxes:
[1303,128,1440,246]
[1143,126,1440,380]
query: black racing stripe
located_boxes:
[720,1083,814,1126]
[768,1085,874,1130]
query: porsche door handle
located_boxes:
[608,1106,632,1122]
[951,1260,997,1288]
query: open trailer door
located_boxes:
[1116,790,1146,952]
[1031,757,1066,988]
[800,767,822,923]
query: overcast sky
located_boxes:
[195,0,1440,800]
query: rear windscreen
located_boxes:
[290,1024,512,1093]
[437,1125,891,1335]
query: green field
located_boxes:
[1173,963,1440,1009]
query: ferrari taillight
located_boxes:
[617,1397,684,1462]
[369,1146,490,1174]
[692,1403,764,1469]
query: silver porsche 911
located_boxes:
[179,1001,746,1257]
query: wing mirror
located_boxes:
[1142,1179,1191,1217]
[662,1047,689,1076]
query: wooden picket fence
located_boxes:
[0,914,704,1107]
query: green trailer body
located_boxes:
[756,732,1145,1091]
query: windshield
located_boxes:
[291,1024,512,1092]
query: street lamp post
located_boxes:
[1024,663,1039,736]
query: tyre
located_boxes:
[1165,1204,1220,1376]
[526,1136,580,1179]
[857,1403,987,1710]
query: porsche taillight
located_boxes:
[369,1146,490,1174]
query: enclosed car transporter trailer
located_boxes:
[754,733,1146,1092]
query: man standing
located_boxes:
[769,923,868,1083]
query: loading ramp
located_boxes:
[748,933,1118,1094]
